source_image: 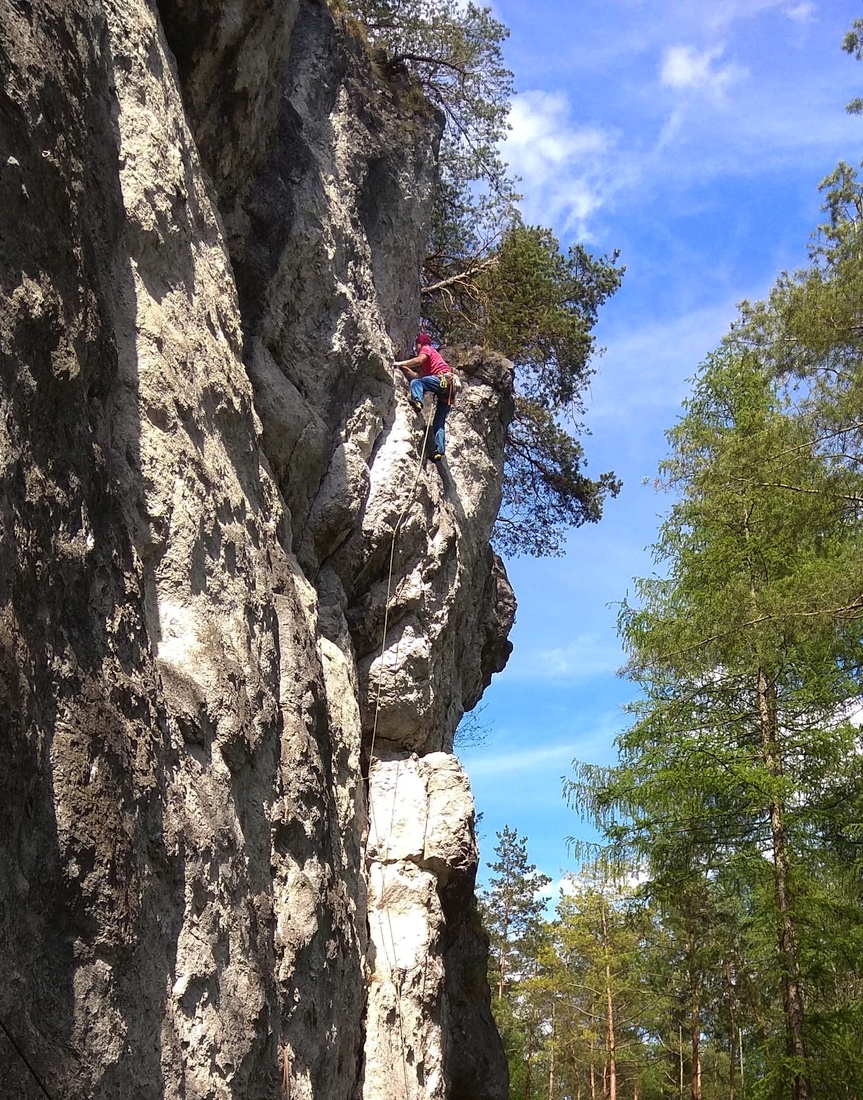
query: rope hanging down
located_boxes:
[366,408,434,768]
[363,399,434,1100]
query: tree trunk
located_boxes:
[725,957,736,1100]
[497,902,510,1003]
[689,1000,702,1100]
[590,1036,597,1100]
[601,903,617,1100]
[688,934,702,1100]
[524,1009,535,1100]
[756,668,810,1100]
[548,1001,555,1100]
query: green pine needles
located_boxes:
[347,0,623,555]
[568,165,863,1099]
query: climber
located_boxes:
[393,333,455,462]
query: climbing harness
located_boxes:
[436,371,460,402]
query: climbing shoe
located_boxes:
[409,398,423,412]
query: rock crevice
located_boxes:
[0,1,513,1097]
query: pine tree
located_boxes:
[344,1,623,555]
[481,827,551,1100]
[533,867,671,1100]
[568,346,863,1098]
[483,826,551,1003]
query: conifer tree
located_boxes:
[344,0,622,555]
[483,825,551,1003]
[568,346,863,1099]
[481,826,551,1100]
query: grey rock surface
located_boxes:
[365,753,506,1100]
[0,0,513,1097]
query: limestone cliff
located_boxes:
[0,1,514,1098]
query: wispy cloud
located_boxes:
[590,299,742,427]
[695,0,810,33]
[784,1,816,23]
[464,742,579,779]
[464,714,624,779]
[660,44,746,98]
[504,91,630,238]
[508,634,624,683]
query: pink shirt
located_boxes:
[418,345,450,378]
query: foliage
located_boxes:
[347,0,623,555]
[446,226,624,555]
[842,17,863,114]
[566,326,863,1097]
[482,826,551,1001]
[453,701,491,747]
[495,395,622,556]
[547,868,667,1100]
[492,22,863,1099]
[350,0,516,258]
[432,226,622,406]
[480,827,550,1098]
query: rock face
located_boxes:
[365,753,505,1100]
[0,1,513,1098]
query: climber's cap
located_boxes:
[415,333,433,348]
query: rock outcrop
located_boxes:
[0,1,514,1098]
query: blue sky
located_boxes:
[457,0,863,896]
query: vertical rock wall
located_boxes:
[0,0,513,1098]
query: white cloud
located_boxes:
[502,31,857,244]
[504,91,628,238]
[508,92,610,169]
[659,44,746,97]
[541,876,576,899]
[696,0,802,32]
[784,1,816,22]
[546,864,652,898]
[463,742,577,778]
[462,713,624,779]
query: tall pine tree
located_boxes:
[569,346,863,1099]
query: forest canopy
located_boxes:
[485,160,863,1100]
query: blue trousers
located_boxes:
[410,376,451,455]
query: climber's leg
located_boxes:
[431,397,450,458]
[409,377,426,409]
[411,376,442,400]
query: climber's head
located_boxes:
[415,333,433,350]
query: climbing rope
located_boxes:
[366,406,433,767]
[0,1014,56,1100]
[363,392,435,1100]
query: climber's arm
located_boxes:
[393,351,429,379]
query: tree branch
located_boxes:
[421,254,498,295]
